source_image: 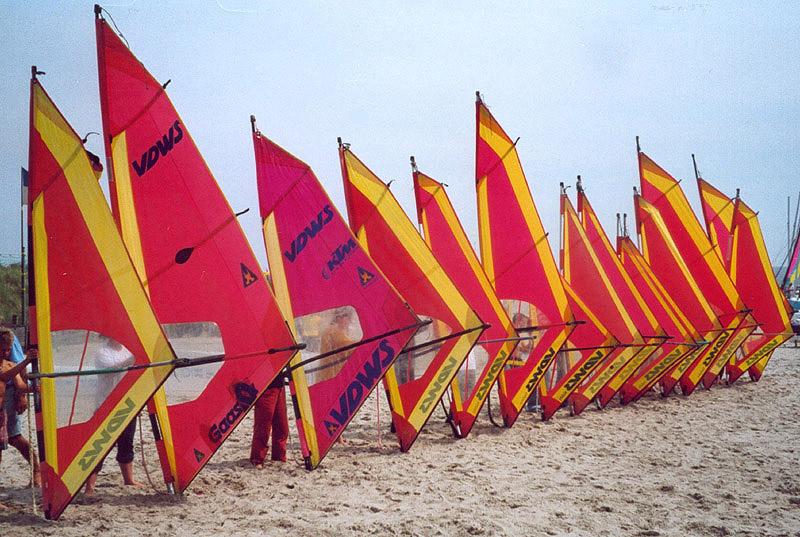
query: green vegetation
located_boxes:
[0,263,24,325]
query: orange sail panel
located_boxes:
[475,95,573,426]
[638,152,746,393]
[340,144,485,451]
[96,14,297,491]
[560,192,646,411]
[253,129,420,468]
[727,198,794,381]
[616,235,703,399]
[28,77,175,520]
[413,167,516,437]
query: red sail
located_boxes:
[28,77,175,520]
[413,167,517,437]
[727,198,794,381]
[638,152,746,393]
[475,95,574,426]
[340,144,485,451]
[253,127,420,467]
[96,14,297,491]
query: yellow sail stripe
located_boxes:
[631,345,689,391]
[476,173,494,284]
[579,346,640,400]
[263,214,320,465]
[32,197,58,472]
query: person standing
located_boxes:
[84,336,141,495]
[250,372,289,467]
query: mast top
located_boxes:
[576,174,583,193]
[250,115,257,134]
[635,136,641,153]
[475,91,482,104]
[94,4,102,18]
[410,155,417,173]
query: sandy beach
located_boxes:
[2,343,798,536]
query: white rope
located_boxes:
[26,392,37,516]
[137,413,158,491]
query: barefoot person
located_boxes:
[0,328,40,487]
[250,372,289,468]
[84,336,141,495]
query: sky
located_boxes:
[1,1,799,272]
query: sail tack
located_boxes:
[28,76,176,520]
[340,143,485,451]
[253,127,420,467]
[96,14,298,491]
[413,166,516,437]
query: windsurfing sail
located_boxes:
[96,9,299,491]
[339,142,486,451]
[28,73,175,520]
[475,93,575,426]
[412,163,516,437]
[633,192,728,395]
[637,145,747,393]
[696,177,790,381]
[616,233,704,400]
[252,123,421,468]
[726,197,794,382]
[560,188,651,412]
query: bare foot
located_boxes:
[253,463,264,470]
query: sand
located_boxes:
[2,344,799,536]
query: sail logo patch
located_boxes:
[78,397,136,471]
[208,383,258,443]
[241,263,258,287]
[322,238,357,279]
[323,339,395,437]
[284,205,334,263]
[194,448,206,463]
[357,267,375,287]
[131,120,184,177]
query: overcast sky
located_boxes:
[2,1,798,273]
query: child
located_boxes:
[0,328,36,487]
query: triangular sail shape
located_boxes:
[475,94,574,426]
[616,234,704,400]
[697,178,736,266]
[633,193,729,395]
[96,12,298,491]
[413,165,516,437]
[575,187,668,405]
[783,232,800,291]
[340,143,486,451]
[252,126,421,468]
[28,75,175,520]
[560,191,650,412]
[727,198,794,382]
[638,149,747,392]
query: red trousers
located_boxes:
[250,386,288,464]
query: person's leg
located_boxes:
[116,419,139,486]
[6,390,41,486]
[250,389,277,467]
[270,387,288,462]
